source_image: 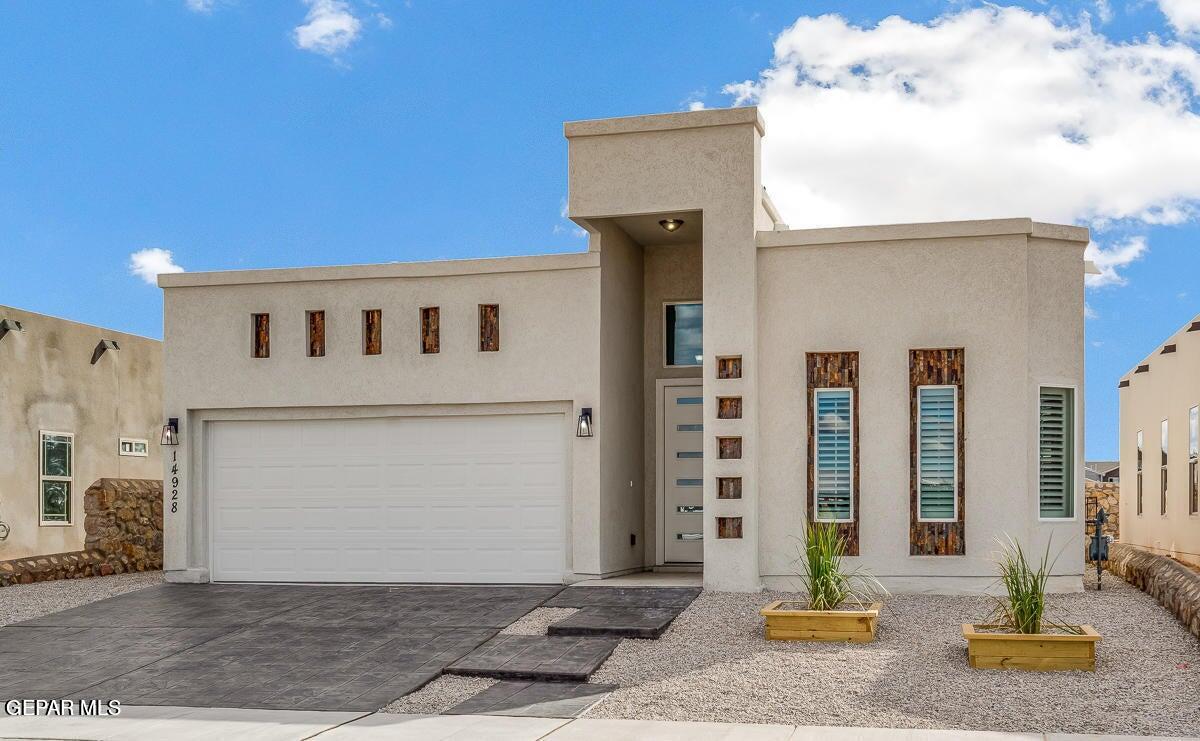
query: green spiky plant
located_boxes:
[989,536,1081,635]
[793,521,888,611]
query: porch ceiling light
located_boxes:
[658,218,685,233]
[576,408,594,438]
[161,418,180,446]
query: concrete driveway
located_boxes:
[0,583,560,711]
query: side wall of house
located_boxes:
[161,258,605,580]
[0,306,163,561]
[1119,317,1200,567]
[756,234,1086,591]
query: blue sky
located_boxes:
[1,1,1197,459]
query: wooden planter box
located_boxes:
[760,601,881,642]
[962,624,1101,671]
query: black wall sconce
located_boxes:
[576,407,593,438]
[161,418,180,446]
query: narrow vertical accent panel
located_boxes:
[805,351,860,555]
[717,437,742,459]
[252,313,270,359]
[909,347,965,556]
[717,477,742,499]
[717,516,743,539]
[717,397,743,420]
[363,309,382,356]
[479,304,500,352]
[307,310,325,358]
[421,307,440,354]
[717,356,742,379]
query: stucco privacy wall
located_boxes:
[0,306,162,561]
[755,223,1087,591]
[568,108,765,591]
[159,254,604,580]
[1118,313,1200,568]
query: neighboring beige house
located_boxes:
[160,107,1090,593]
[0,306,163,561]
[1118,314,1200,568]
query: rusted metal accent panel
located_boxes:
[363,309,382,355]
[307,310,325,358]
[717,436,742,459]
[717,476,742,499]
[421,306,440,354]
[717,396,742,420]
[479,304,500,352]
[717,516,743,539]
[909,347,965,556]
[805,351,860,556]
[252,313,270,359]
[717,355,742,379]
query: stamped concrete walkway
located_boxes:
[0,706,1189,740]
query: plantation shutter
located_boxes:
[814,389,853,521]
[1038,387,1074,518]
[917,386,957,520]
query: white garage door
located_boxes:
[208,414,566,583]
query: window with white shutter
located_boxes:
[917,386,957,521]
[813,388,853,522]
[1038,387,1075,519]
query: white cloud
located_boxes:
[293,0,362,58]
[375,12,393,29]
[724,7,1200,238]
[1159,0,1200,35]
[129,248,185,286]
[1093,0,1113,25]
[1084,236,1148,287]
[1084,302,1098,319]
[185,0,216,12]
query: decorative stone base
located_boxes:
[0,478,163,589]
[1109,542,1200,638]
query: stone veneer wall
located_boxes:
[1084,480,1120,562]
[1109,542,1200,638]
[0,478,162,587]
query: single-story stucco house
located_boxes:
[160,107,1090,593]
[0,305,163,562]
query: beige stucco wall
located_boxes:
[756,230,1087,591]
[160,254,606,581]
[642,242,703,564]
[1119,314,1200,567]
[0,306,163,561]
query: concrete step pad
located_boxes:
[444,635,620,682]
[547,606,682,639]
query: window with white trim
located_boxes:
[1136,429,1144,515]
[39,431,73,524]
[1162,419,1169,516]
[1190,406,1198,516]
[119,438,149,457]
[1038,387,1074,519]
[916,385,957,521]
[812,388,853,522]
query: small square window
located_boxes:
[119,438,149,457]
[665,302,702,367]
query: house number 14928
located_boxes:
[170,450,179,514]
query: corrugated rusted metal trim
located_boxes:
[909,347,966,557]
[479,304,500,352]
[806,351,860,556]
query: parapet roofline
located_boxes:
[757,218,1090,248]
[158,251,600,289]
[565,107,764,138]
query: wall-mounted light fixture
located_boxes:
[576,407,593,438]
[0,318,23,341]
[658,218,685,233]
[160,418,180,446]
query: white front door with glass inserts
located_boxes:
[664,384,704,563]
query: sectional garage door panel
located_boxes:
[208,414,566,583]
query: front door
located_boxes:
[663,384,703,563]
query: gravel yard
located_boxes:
[0,571,164,626]
[382,675,497,715]
[586,578,1200,737]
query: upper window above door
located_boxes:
[665,302,702,367]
